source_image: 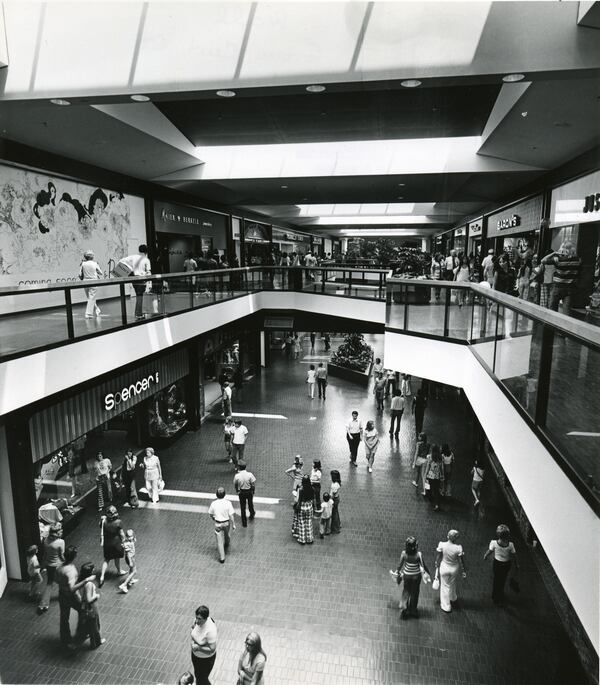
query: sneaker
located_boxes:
[118,570,128,576]
[99,638,107,646]
[118,584,128,594]
[411,481,418,487]
[368,467,373,473]
[128,579,139,585]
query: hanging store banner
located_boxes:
[468,219,483,236]
[550,169,600,228]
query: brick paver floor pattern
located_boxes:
[0,334,585,685]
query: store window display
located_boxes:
[148,379,188,439]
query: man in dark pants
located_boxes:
[412,388,428,436]
[119,244,151,320]
[316,362,328,399]
[345,411,363,466]
[389,391,405,437]
[190,605,218,684]
[233,461,256,527]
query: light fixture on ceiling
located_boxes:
[216,90,236,98]
[502,73,525,83]
[400,79,422,88]
[130,94,150,102]
[398,183,406,187]
[397,196,404,200]
[306,85,326,93]
[341,229,422,237]
[319,215,429,225]
[281,185,288,189]
[50,98,70,106]
[521,111,528,117]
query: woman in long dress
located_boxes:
[140,447,162,503]
[292,475,314,544]
[330,470,342,534]
[435,530,467,613]
[390,536,431,619]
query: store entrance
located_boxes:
[244,241,271,266]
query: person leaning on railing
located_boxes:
[541,241,582,318]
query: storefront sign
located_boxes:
[244,222,270,243]
[487,195,542,238]
[154,200,227,237]
[454,227,466,237]
[468,220,482,236]
[550,170,600,227]
[497,215,520,230]
[29,349,189,463]
[312,237,323,245]
[104,372,160,411]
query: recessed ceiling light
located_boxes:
[216,90,236,98]
[521,111,528,117]
[50,98,70,106]
[306,85,326,93]
[503,73,525,83]
[401,79,422,88]
[397,196,404,200]
[281,185,288,189]
[130,94,150,102]
[398,183,406,187]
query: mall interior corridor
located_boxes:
[0,334,586,685]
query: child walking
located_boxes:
[118,529,138,594]
[26,545,44,601]
[319,493,333,539]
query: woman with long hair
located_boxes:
[412,433,429,496]
[330,470,342,534]
[93,451,112,512]
[435,530,467,613]
[390,536,431,619]
[139,447,162,503]
[77,562,106,649]
[99,505,126,586]
[425,443,444,511]
[292,475,314,544]
[363,420,379,473]
[121,449,138,508]
[237,632,267,684]
[484,524,519,607]
[441,443,454,497]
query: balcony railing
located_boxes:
[0,266,389,361]
[387,277,600,512]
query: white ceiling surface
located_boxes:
[2,2,600,99]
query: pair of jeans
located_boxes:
[389,410,403,435]
[59,591,81,645]
[77,603,102,648]
[39,565,58,609]
[214,522,230,560]
[492,559,511,603]
[317,378,327,398]
[548,284,574,317]
[191,651,216,685]
[414,410,424,436]
[84,286,100,316]
[312,482,321,510]
[375,393,384,412]
[400,574,422,616]
[232,443,245,467]
[238,489,255,526]
[346,434,360,462]
[132,282,146,318]
[428,478,441,508]
[319,517,331,536]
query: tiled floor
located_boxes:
[0,334,587,684]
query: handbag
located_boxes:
[432,570,440,591]
[113,258,134,278]
[158,478,165,492]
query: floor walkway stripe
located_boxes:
[137,500,276,518]
[231,412,287,419]
[160,488,281,505]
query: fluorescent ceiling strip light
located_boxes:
[342,230,422,237]
[297,203,416,216]
[318,215,430,225]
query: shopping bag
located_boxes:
[113,259,133,277]
[142,292,158,315]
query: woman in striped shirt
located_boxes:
[390,536,432,619]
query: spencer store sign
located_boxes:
[104,372,160,411]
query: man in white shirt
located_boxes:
[80,250,104,318]
[190,605,218,683]
[231,420,249,468]
[221,382,232,417]
[208,488,236,563]
[121,244,151,320]
[233,461,256,527]
[346,411,363,466]
[481,249,495,284]
[389,391,405,437]
[316,363,328,400]
[443,250,457,280]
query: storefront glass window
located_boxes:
[148,378,188,438]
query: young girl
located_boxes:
[330,470,342,534]
[363,421,379,473]
[78,562,106,649]
[412,433,429,495]
[310,460,322,513]
[285,456,304,495]
[441,444,455,497]
[471,459,485,507]
[118,529,138,594]
[453,257,471,306]
[26,545,44,601]
[223,417,235,462]
[306,364,316,399]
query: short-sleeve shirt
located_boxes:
[330,482,341,499]
[122,253,151,276]
[80,260,102,280]
[346,418,362,435]
[233,425,248,445]
[391,395,405,411]
[316,367,327,380]
[238,650,266,684]
[56,563,79,596]
[94,458,112,477]
[307,369,316,382]
[208,498,234,523]
[43,537,65,568]
[489,540,515,562]
[234,470,256,491]
[437,540,463,566]
[191,617,218,658]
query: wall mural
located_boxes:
[0,164,146,287]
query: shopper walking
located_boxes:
[26,545,44,603]
[221,381,232,416]
[412,388,427,436]
[316,362,328,399]
[435,530,467,613]
[330,470,342,534]
[93,451,113,512]
[121,449,138,508]
[234,461,256,527]
[323,332,331,351]
[373,373,386,413]
[231,420,249,469]
[208,488,236,563]
[190,605,218,685]
[237,632,267,684]
[310,460,322,513]
[293,334,301,359]
[373,358,383,377]
[56,545,89,647]
[306,364,317,398]
[37,523,65,614]
[400,374,412,407]
[292,475,314,545]
[390,536,431,619]
[76,562,106,649]
[99,505,126,586]
[471,459,485,507]
[118,528,139,594]
[310,331,316,352]
[425,444,444,511]
[140,447,162,503]
[223,416,235,463]
[484,524,519,607]
[441,444,455,497]
[542,240,582,317]
[120,244,151,321]
[79,250,104,318]
[389,390,405,438]
[412,433,429,495]
[346,411,363,467]
[363,421,379,473]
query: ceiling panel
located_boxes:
[156,84,501,146]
